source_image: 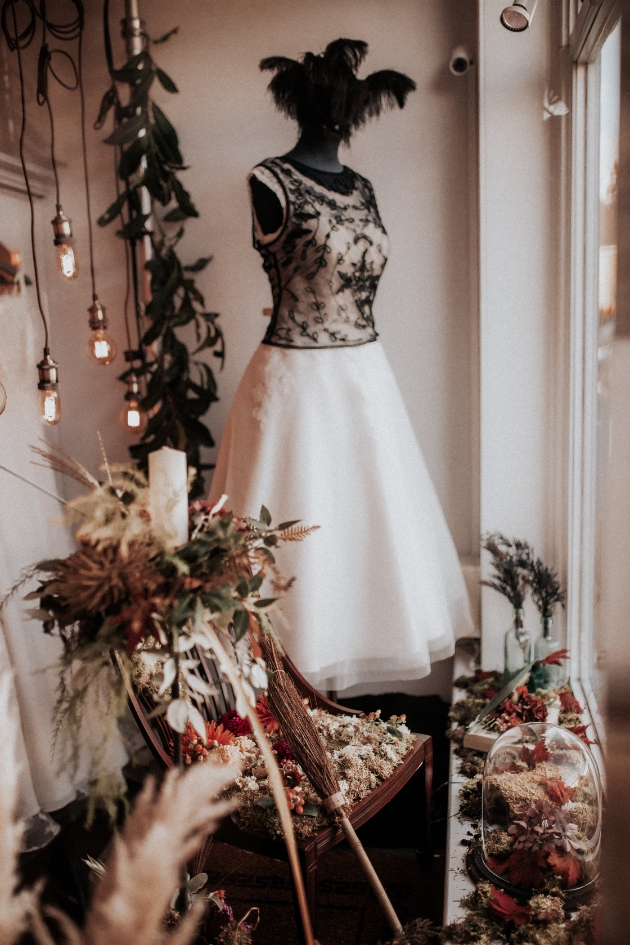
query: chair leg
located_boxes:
[289,848,318,945]
[303,848,319,939]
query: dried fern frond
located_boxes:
[30,762,239,945]
[30,441,99,492]
[277,524,320,543]
[0,675,37,945]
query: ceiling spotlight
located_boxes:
[500,1,538,32]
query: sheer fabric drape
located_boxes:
[0,286,125,850]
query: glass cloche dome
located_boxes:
[479,723,601,898]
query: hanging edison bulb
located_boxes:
[86,298,117,365]
[37,349,61,425]
[51,206,79,281]
[120,372,148,435]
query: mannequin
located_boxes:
[209,40,473,693]
[250,126,343,236]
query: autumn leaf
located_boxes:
[548,849,581,887]
[503,849,547,888]
[542,777,575,806]
[521,740,551,768]
[536,648,570,667]
[569,725,595,745]
[488,885,532,926]
[559,690,583,714]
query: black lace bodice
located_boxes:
[249,157,389,349]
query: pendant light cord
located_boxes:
[7,0,49,349]
[77,26,96,301]
[37,0,80,208]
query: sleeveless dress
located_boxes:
[209,156,473,692]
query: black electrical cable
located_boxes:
[114,146,134,352]
[77,24,97,301]
[5,0,50,348]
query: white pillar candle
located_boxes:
[148,447,189,549]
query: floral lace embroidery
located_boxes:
[251,157,389,349]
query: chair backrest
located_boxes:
[114,643,361,770]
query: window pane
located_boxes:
[593,19,621,703]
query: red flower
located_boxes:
[488,886,532,926]
[548,849,581,887]
[568,725,595,745]
[273,738,295,764]
[501,849,548,889]
[542,777,575,806]
[256,695,280,734]
[176,720,236,764]
[521,740,551,768]
[535,648,569,667]
[218,710,252,737]
[558,691,583,715]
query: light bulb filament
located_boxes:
[55,243,78,281]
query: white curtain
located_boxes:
[0,278,126,850]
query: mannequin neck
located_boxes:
[282,127,343,173]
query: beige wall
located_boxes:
[1,1,477,699]
[13,0,478,554]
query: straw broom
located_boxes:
[259,634,403,935]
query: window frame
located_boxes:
[566,1,621,747]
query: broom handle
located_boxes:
[202,621,315,945]
[340,815,402,935]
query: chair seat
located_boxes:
[114,648,433,940]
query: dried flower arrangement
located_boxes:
[153,694,414,840]
[1,443,319,811]
[445,673,600,945]
[524,558,566,619]
[481,534,532,610]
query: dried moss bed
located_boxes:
[439,675,600,945]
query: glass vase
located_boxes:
[531,615,563,690]
[503,608,531,685]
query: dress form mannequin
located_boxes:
[209,40,474,693]
[250,126,343,235]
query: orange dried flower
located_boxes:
[256,695,280,734]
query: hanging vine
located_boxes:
[96,14,223,499]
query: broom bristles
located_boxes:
[260,637,343,808]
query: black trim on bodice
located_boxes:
[251,157,389,350]
[282,158,357,196]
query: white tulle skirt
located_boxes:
[209,341,473,692]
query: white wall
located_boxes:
[478,0,566,668]
[1,0,479,697]
[8,0,478,556]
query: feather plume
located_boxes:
[323,38,368,72]
[29,763,238,945]
[366,71,417,114]
[260,38,415,142]
[0,674,37,945]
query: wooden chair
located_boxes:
[115,648,433,941]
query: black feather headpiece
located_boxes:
[260,38,416,143]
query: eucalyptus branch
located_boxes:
[97,33,224,498]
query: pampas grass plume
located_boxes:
[31,762,239,945]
